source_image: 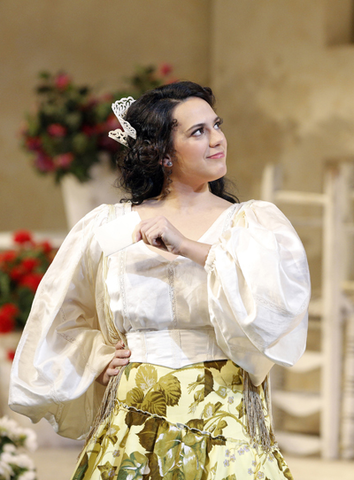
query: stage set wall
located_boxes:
[2,0,354,289]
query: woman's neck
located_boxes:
[153,182,214,211]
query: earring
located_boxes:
[166,160,173,167]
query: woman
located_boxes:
[9,82,310,479]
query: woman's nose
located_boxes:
[209,128,224,147]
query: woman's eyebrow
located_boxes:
[185,116,221,133]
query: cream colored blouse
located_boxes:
[9,200,310,440]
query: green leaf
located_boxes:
[205,360,228,371]
[158,374,181,406]
[136,364,158,391]
[124,409,146,428]
[137,417,159,452]
[125,387,144,408]
[141,390,167,416]
[185,419,205,431]
[236,399,245,419]
[117,451,150,480]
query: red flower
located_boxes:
[10,265,25,282]
[55,73,71,90]
[159,63,173,76]
[47,124,67,137]
[7,349,16,361]
[13,230,32,245]
[0,251,16,264]
[39,241,53,254]
[20,273,43,292]
[0,303,19,333]
[21,257,39,272]
[53,153,74,168]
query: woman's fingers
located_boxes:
[96,342,131,385]
[135,216,185,254]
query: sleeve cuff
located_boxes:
[204,243,217,273]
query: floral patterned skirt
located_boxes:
[71,360,293,480]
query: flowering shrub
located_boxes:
[0,416,37,480]
[21,64,175,183]
[0,231,55,333]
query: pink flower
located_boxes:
[54,153,74,168]
[55,73,71,90]
[25,136,42,152]
[13,230,33,245]
[35,154,56,172]
[159,63,173,76]
[47,124,67,137]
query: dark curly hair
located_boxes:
[116,81,238,204]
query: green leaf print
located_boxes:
[158,373,182,406]
[187,369,213,397]
[180,432,207,478]
[236,399,245,419]
[201,401,222,419]
[186,418,205,431]
[117,451,150,480]
[136,365,158,391]
[141,389,167,416]
[214,419,228,436]
[72,452,88,480]
[125,409,146,427]
[98,460,118,480]
[154,422,182,473]
[155,423,207,479]
[126,387,144,407]
[231,373,243,393]
[124,361,137,379]
[284,467,294,480]
[138,417,159,452]
[146,452,163,480]
[273,450,287,471]
[221,475,236,480]
[205,360,228,371]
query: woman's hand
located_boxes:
[135,216,185,255]
[96,341,131,386]
[135,216,211,266]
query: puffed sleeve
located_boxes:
[205,200,311,386]
[9,204,117,440]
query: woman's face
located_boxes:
[168,97,227,188]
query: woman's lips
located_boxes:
[208,152,225,159]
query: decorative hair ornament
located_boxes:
[108,96,136,147]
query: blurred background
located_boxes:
[1,1,354,478]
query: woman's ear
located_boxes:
[161,156,173,168]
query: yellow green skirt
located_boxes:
[71,360,293,480]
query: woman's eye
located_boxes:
[215,119,224,129]
[192,128,204,136]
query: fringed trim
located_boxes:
[81,367,126,455]
[243,370,276,452]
